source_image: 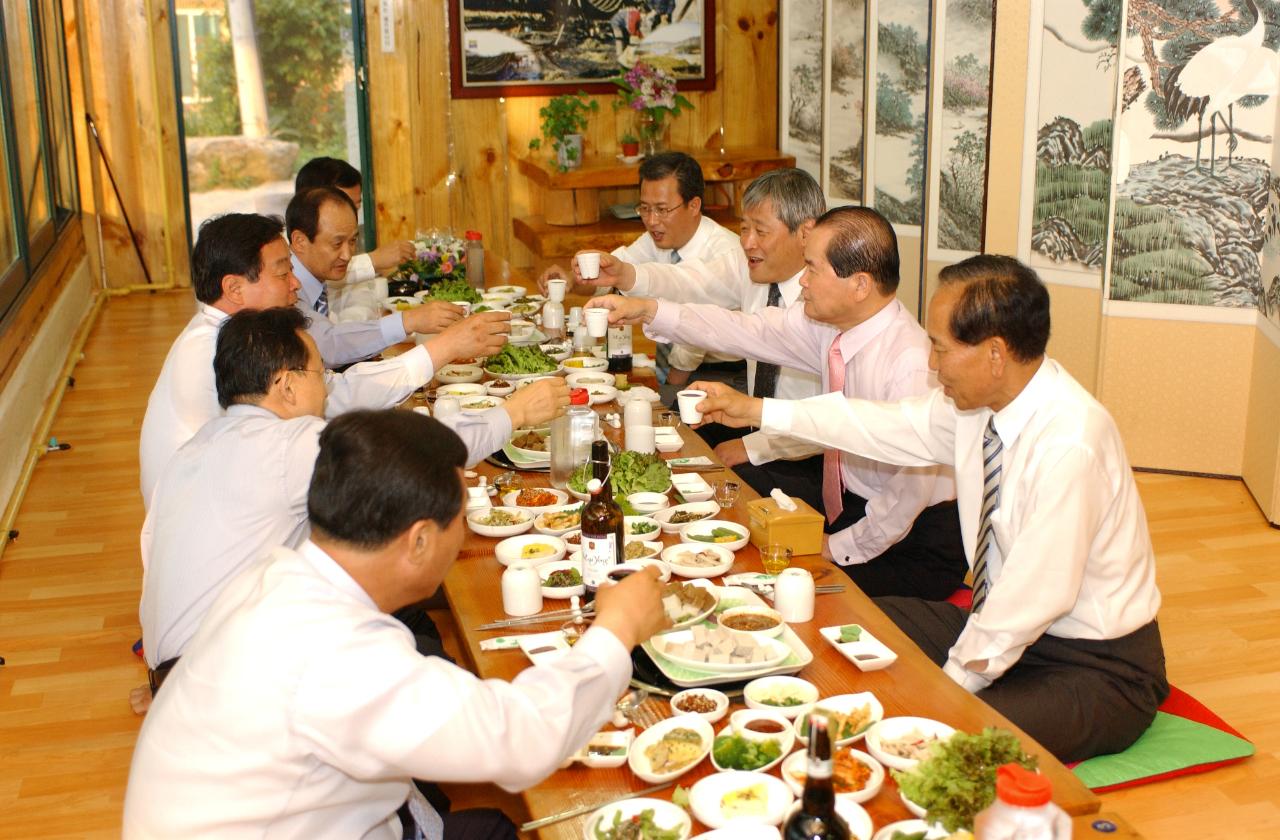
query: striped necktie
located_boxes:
[314,288,329,317]
[970,416,1003,613]
[752,283,784,398]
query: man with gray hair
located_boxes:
[576,167,825,506]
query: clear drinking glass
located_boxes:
[714,479,740,509]
[761,544,792,576]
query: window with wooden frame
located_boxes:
[0,0,79,328]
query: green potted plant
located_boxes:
[620,131,640,158]
[529,91,599,172]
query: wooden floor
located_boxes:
[1,289,1278,838]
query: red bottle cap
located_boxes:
[995,763,1052,807]
[569,387,590,405]
[465,230,483,240]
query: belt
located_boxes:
[148,656,180,695]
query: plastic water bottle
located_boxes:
[465,230,484,290]
[974,764,1072,840]
[549,389,597,490]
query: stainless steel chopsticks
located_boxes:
[474,606,594,631]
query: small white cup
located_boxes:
[626,425,656,454]
[584,307,610,338]
[434,396,461,418]
[623,398,652,429]
[501,563,544,617]
[547,278,567,302]
[455,301,472,317]
[773,567,815,623]
[576,251,602,280]
[676,389,707,424]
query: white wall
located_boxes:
[0,258,94,518]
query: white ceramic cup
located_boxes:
[773,567,816,623]
[433,396,461,419]
[501,563,544,617]
[623,398,652,429]
[676,389,707,424]
[576,251,602,279]
[455,301,472,317]
[626,425,656,454]
[584,307,610,338]
[547,278,567,302]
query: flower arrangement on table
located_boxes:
[613,62,694,156]
[386,236,467,296]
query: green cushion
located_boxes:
[1072,711,1255,790]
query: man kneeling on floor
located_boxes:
[123,410,668,839]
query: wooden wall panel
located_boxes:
[76,0,188,288]
[367,1,780,270]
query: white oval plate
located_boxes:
[710,720,794,774]
[562,356,609,373]
[864,716,956,772]
[460,395,505,414]
[688,770,794,829]
[436,364,483,384]
[780,747,885,805]
[582,797,691,840]
[494,533,566,567]
[743,675,819,720]
[793,693,885,748]
[532,503,582,536]
[653,500,720,534]
[501,487,569,513]
[465,507,533,538]
[679,519,750,552]
[626,714,713,784]
[661,543,735,579]
[538,557,584,598]
[435,382,487,398]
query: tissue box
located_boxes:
[746,495,824,556]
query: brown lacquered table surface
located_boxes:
[440,380,1101,838]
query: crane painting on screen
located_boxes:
[1164,0,1278,176]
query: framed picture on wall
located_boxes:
[447,0,717,99]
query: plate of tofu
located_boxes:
[651,625,792,673]
[642,585,815,687]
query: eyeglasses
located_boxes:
[634,200,690,220]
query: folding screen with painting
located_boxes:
[1108,0,1280,325]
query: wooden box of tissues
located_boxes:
[745,494,824,556]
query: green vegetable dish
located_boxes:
[592,807,683,840]
[712,733,782,771]
[569,451,672,496]
[421,277,482,303]
[484,344,558,376]
[892,727,1037,832]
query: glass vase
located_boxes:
[637,110,667,156]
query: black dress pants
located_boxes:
[826,491,967,599]
[874,597,1170,763]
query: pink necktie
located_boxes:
[822,339,846,523]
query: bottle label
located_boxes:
[581,534,618,589]
[607,325,632,357]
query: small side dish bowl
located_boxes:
[494,533,566,567]
[669,688,730,724]
[743,675,819,720]
[717,605,786,640]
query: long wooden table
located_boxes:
[441,390,1101,837]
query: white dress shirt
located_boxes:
[138,303,436,508]
[139,403,510,667]
[760,359,1162,692]
[123,541,632,839]
[630,260,823,459]
[613,215,744,371]
[294,255,408,366]
[648,298,955,564]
